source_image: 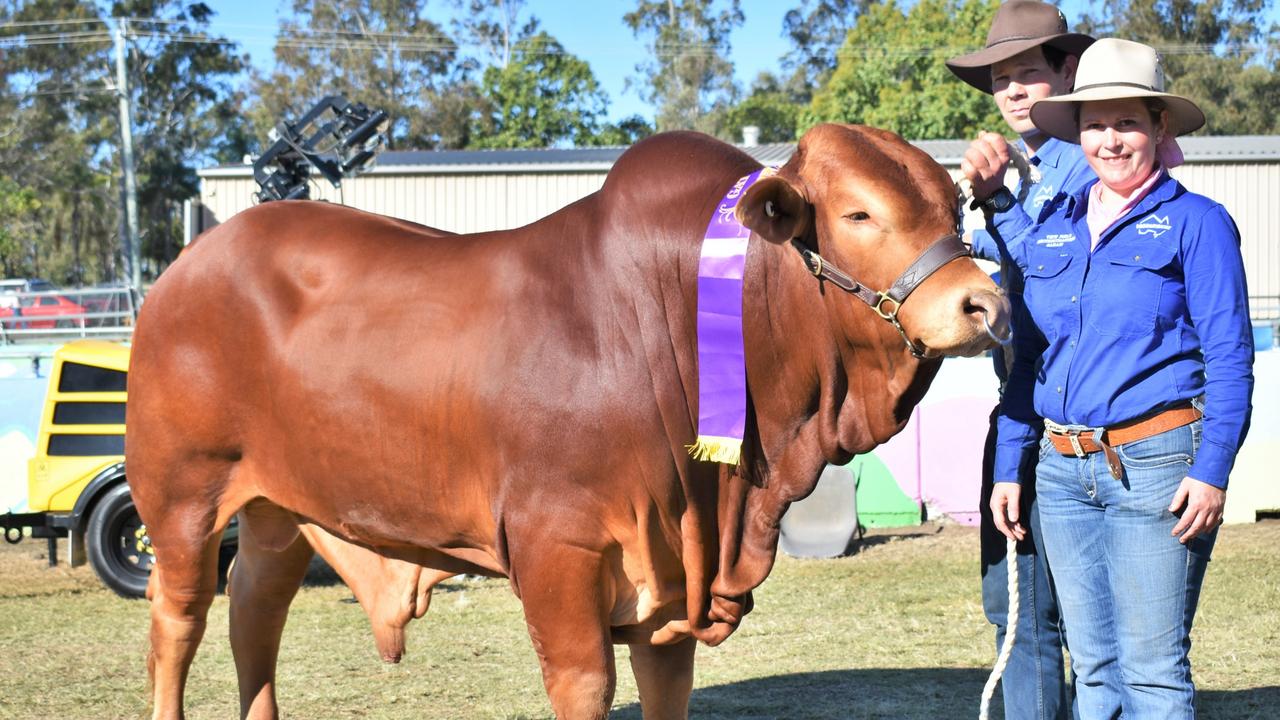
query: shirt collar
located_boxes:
[1067,164,1177,218]
[1026,136,1069,170]
[1086,167,1167,247]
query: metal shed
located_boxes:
[197,135,1280,320]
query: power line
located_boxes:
[16,84,113,98]
[0,30,111,47]
[0,17,1265,61]
[0,17,106,30]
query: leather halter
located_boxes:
[790,233,971,359]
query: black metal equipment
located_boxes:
[252,96,389,203]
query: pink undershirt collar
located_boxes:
[1087,165,1166,250]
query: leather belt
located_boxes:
[1046,404,1202,480]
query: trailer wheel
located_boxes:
[86,483,153,598]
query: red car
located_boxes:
[0,293,88,329]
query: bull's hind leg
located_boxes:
[228,500,314,720]
[629,637,696,720]
[514,542,616,719]
[144,506,226,720]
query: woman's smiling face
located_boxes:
[1079,98,1166,200]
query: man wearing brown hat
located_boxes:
[946,2,1094,719]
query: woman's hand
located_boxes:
[1169,477,1226,544]
[990,482,1026,542]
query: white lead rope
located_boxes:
[979,536,1020,720]
[954,144,1033,718]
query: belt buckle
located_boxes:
[1065,429,1086,458]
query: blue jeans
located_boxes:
[1035,419,1216,720]
[981,411,1072,720]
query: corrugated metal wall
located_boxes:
[200,157,1278,319]
[199,172,609,235]
[1171,163,1280,320]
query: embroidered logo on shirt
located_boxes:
[1036,233,1075,247]
[1031,183,1056,208]
[1136,214,1172,238]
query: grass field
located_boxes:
[1,520,1276,719]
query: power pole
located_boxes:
[113,18,141,290]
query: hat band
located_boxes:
[986,33,1057,49]
[1073,81,1159,94]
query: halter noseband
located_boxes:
[790,233,971,359]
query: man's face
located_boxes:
[990,48,1077,138]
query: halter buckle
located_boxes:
[872,293,900,321]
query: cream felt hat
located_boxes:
[1029,38,1206,142]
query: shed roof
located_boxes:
[199,135,1280,178]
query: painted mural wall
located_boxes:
[0,354,49,513]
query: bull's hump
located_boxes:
[600,132,760,218]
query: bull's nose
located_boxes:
[968,289,1011,348]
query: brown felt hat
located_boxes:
[946,0,1094,94]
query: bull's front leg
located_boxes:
[511,539,616,719]
[629,637,696,720]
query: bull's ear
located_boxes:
[737,175,810,244]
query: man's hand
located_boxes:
[990,482,1026,542]
[961,132,1012,202]
[1169,477,1225,544]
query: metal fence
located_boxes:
[0,286,138,345]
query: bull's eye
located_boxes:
[845,211,870,223]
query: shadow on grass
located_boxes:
[610,671,1280,720]
[612,668,988,720]
[1198,686,1280,720]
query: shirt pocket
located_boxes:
[1022,251,1073,341]
[1088,241,1178,338]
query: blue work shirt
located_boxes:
[970,137,1096,483]
[999,171,1254,489]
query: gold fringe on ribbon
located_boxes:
[686,436,742,465]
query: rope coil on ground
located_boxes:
[979,536,1020,720]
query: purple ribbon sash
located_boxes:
[688,167,775,465]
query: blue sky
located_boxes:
[205,1,796,123]
[203,1,1277,125]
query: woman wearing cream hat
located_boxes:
[987,38,1254,718]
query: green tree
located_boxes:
[112,1,250,274]
[449,0,531,68]
[721,72,803,143]
[448,2,644,148]
[0,178,42,277]
[803,0,1003,140]
[781,0,869,100]
[588,115,655,146]
[0,0,119,283]
[1,1,247,283]
[624,0,744,134]
[249,0,464,150]
[1078,0,1280,135]
[469,30,610,148]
